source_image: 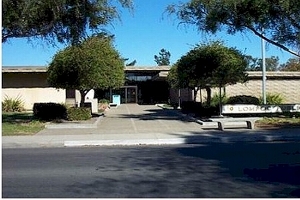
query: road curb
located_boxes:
[64,138,186,147]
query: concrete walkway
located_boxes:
[2,104,300,148]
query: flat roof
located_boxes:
[2,66,171,73]
[2,66,300,79]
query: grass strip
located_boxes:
[2,112,45,136]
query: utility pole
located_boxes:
[261,35,267,104]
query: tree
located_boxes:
[154,48,171,66]
[246,56,279,71]
[2,0,133,45]
[280,57,300,71]
[168,41,248,114]
[126,60,137,66]
[47,34,125,106]
[167,0,300,57]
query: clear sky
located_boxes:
[1,0,295,67]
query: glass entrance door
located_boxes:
[126,87,137,103]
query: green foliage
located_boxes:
[280,57,300,71]
[99,99,110,104]
[227,95,260,105]
[47,35,125,105]
[2,112,45,136]
[174,41,248,89]
[33,103,67,120]
[181,101,219,117]
[2,0,133,45]
[167,65,179,88]
[170,41,248,106]
[260,93,284,105]
[154,48,171,66]
[210,93,228,107]
[167,0,300,57]
[67,107,92,121]
[2,95,25,112]
[246,56,280,71]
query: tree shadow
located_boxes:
[176,133,300,197]
[2,112,35,124]
[117,108,196,123]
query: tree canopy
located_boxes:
[2,0,133,45]
[154,48,171,66]
[167,0,300,57]
[168,41,248,104]
[280,57,300,71]
[47,34,125,105]
[246,55,280,71]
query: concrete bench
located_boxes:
[213,118,259,131]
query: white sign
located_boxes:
[222,104,300,114]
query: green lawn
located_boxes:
[2,112,45,136]
[256,117,300,128]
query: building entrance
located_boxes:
[110,86,138,104]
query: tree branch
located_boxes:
[246,25,299,57]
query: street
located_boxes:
[2,142,300,198]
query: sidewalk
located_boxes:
[2,104,300,148]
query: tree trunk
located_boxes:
[193,87,199,102]
[79,90,87,107]
[219,86,222,116]
[199,88,203,103]
[205,86,211,106]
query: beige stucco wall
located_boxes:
[2,88,66,110]
[226,79,300,103]
[196,78,300,104]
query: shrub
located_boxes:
[181,101,218,117]
[99,99,110,104]
[2,95,25,112]
[33,103,67,120]
[210,93,228,107]
[67,107,92,121]
[226,95,260,105]
[260,93,284,105]
[181,101,202,114]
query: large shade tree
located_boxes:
[2,0,133,45]
[168,41,248,114]
[167,0,300,57]
[47,34,125,106]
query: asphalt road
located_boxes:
[2,142,300,198]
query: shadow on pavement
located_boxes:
[117,108,195,123]
[176,140,300,197]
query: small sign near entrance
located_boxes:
[112,95,121,106]
[222,104,300,114]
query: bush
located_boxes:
[2,95,25,112]
[181,101,218,117]
[99,99,110,104]
[260,93,284,105]
[181,101,202,114]
[210,93,228,107]
[226,95,260,105]
[67,107,92,121]
[33,103,67,120]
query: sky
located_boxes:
[1,0,295,67]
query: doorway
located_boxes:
[111,86,137,104]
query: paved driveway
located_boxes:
[97,104,202,134]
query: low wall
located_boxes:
[2,88,66,110]
[196,72,300,104]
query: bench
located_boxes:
[213,118,259,131]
